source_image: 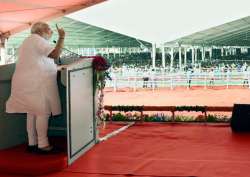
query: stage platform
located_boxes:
[0,122,127,176]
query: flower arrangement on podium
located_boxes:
[92,56,111,123]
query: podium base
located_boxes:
[0,137,67,176]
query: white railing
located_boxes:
[106,71,250,91]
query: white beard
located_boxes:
[42,33,51,40]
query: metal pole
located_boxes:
[184,47,187,67]
[210,47,213,60]
[171,47,174,71]
[0,37,6,65]
[162,46,166,68]
[192,47,195,65]
[179,46,182,70]
[202,46,205,61]
[152,43,156,69]
[0,47,6,65]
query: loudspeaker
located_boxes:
[231,104,250,132]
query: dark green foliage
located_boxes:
[112,113,127,121]
[111,105,144,112]
[176,106,206,112]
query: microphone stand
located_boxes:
[53,40,83,65]
[53,40,98,65]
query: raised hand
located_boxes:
[56,24,65,39]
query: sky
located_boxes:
[68,0,250,44]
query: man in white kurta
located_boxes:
[6,22,65,153]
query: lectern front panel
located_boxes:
[66,60,96,165]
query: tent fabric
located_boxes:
[165,16,250,47]
[0,0,106,39]
[6,17,152,48]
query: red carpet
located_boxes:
[0,123,129,176]
[0,137,67,176]
[2,123,250,177]
[65,123,250,177]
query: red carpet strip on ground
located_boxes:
[64,123,250,177]
[99,122,134,142]
[98,122,131,138]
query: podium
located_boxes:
[0,58,97,165]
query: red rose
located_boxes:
[92,56,110,71]
[80,55,110,71]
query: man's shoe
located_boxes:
[36,145,63,155]
[26,145,38,153]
